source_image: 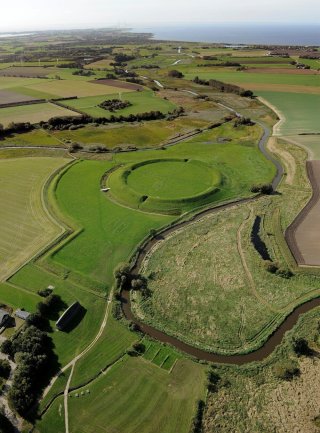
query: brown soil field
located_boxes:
[90,79,144,91]
[246,68,320,75]
[0,89,38,104]
[286,160,320,265]
[0,66,54,78]
[233,82,320,95]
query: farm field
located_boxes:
[0,102,81,127]
[37,357,206,433]
[258,91,320,158]
[0,157,68,281]
[61,90,176,118]
[1,31,320,433]
[25,78,136,98]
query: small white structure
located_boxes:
[101,188,110,192]
[15,309,31,321]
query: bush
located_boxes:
[0,359,11,379]
[251,184,273,195]
[274,360,300,380]
[264,260,278,274]
[168,69,184,78]
[293,338,313,357]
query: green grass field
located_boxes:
[126,160,220,199]
[51,160,173,284]
[259,91,320,136]
[182,69,320,88]
[26,79,136,98]
[60,90,176,118]
[37,357,206,433]
[69,357,205,433]
[133,137,319,354]
[49,117,209,150]
[0,157,67,281]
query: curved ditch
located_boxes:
[120,122,320,364]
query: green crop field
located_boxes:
[258,91,320,158]
[0,157,67,281]
[60,90,176,118]
[0,102,80,127]
[37,357,206,433]
[182,69,320,87]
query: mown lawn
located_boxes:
[37,357,206,433]
[51,160,173,285]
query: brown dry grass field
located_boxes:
[0,89,38,104]
[0,66,54,77]
[0,102,81,127]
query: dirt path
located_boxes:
[268,137,296,185]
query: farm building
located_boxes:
[0,309,10,327]
[56,301,82,331]
[15,309,31,321]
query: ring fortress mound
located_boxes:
[106,159,222,215]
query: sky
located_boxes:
[1,0,319,32]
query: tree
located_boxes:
[0,359,10,379]
[168,69,184,78]
[293,338,313,357]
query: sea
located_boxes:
[0,33,34,38]
[132,23,320,46]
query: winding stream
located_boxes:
[120,120,320,365]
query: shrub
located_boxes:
[264,260,279,274]
[168,69,184,78]
[251,184,273,195]
[293,338,313,357]
[274,360,300,380]
[0,359,11,379]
